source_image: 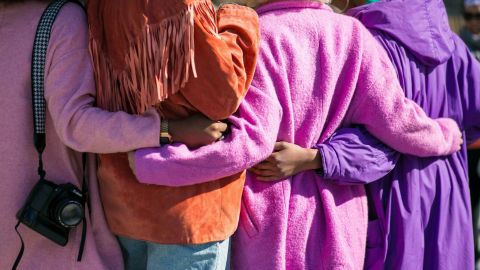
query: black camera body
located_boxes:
[17,179,84,246]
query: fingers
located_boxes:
[252,160,277,171]
[212,131,224,142]
[256,175,283,181]
[265,153,280,164]
[249,168,282,181]
[274,141,287,151]
[249,167,271,175]
[456,133,463,151]
[213,122,228,133]
[205,122,227,142]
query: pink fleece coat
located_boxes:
[132,1,461,269]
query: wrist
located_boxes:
[160,119,173,145]
[127,151,137,176]
[302,148,322,171]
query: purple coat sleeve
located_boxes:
[316,127,399,184]
[454,35,480,144]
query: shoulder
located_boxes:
[53,2,87,33]
[50,3,88,49]
[451,33,478,66]
[46,3,89,72]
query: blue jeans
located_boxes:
[117,236,231,270]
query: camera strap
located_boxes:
[12,1,87,269]
[78,152,88,261]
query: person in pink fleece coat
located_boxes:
[130,1,462,269]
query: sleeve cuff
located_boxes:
[314,144,337,179]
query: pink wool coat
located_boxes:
[132,1,462,269]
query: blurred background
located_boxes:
[446,0,467,32]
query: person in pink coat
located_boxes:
[129,0,463,269]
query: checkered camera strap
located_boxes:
[12,1,82,270]
[31,0,68,179]
[31,0,88,263]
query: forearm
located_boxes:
[349,28,461,157]
[316,127,398,184]
[55,106,160,153]
[132,85,282,186]
[353,83,460,157]
[45,50,160,153]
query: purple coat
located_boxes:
[319,1,480,269]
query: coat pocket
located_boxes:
[239,196,259,238]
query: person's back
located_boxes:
[348,1,480,269]
[233,4,372,268]
[86,0,260,268]
[0,1,168,268]
[0,3,123,269]
[230,1,462,269]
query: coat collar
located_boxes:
[256,0,332,15]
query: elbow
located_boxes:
[204,88,244,120]
[57,127,93,153]
[248,129,277,167]
[207,74,248,121]
[207,99,242,120]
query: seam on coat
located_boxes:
[422,1,439,62]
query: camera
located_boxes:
[17,179,84,246]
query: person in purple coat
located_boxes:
[251,0,480,269]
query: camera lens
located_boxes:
[55,201,83,227]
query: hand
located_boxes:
[169,114,228,148]
[249,141,322,181]
[435,118,463,153]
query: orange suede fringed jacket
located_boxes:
[87,0,259,244]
